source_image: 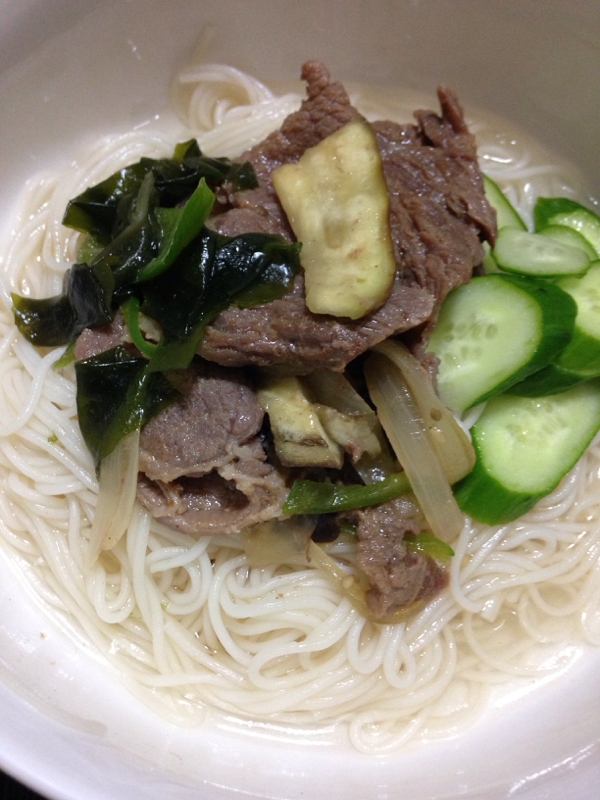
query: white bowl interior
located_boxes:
[1,1,600,798]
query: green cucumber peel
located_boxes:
[427,273,577,412]
[556,262,600,373]
[483,175,527,231]
[493,227,590,278]
[534,197,600,256]
[519,262,600,394]
[455,381,600,525]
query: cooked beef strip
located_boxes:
[197,272,434,372]
[354,497,449,618]
[135,360,287,535]
[74,312,130,361]
[209,60,355,239]
[199,62,495,373]
[372,87,496,309]
[73,324,286,536]
[137,439,287,536]
[138,360,263,482]
[235,60,358,188]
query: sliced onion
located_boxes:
[365,353,464,542]
[86,429,140,567]
[242,516,314,568]
[303,369,373,415]
[373,340,475,483]
[307,541,422,624]
[302,369,397,483]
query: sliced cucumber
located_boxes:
[454,381,600,524]
[427,274,576,412]
[493,227,590,278]
[507,362,588,397]
[557,262,600,373]
[511,261,600,396]
[534,197,600,256]
[483,175,527,231]
[481,242,500,274]
[538,224,599,260]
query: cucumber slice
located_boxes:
[507,362,588,397]
[510,261,600,396]
[454,381,600,524]
[427,274,576,412]
[493,227,590,278]
[483,175,527,231]
[534,197,600,256]
[482,242,500,274]
[557,262,600,373]
[538,224,599,260]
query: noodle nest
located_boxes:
[0,64,599,754]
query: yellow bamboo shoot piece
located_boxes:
[272,119,396,319]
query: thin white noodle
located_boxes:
[0,62,599,754]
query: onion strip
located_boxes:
[242,516,314,568]
[302,369,397,483]
[86,428,140,567]
[373,340,475,483]
[365,353,464,542]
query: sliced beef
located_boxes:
[137,439,286,536]
[199,63,495,373]
[372,86,496,308]
[354,497,448,618]
[210,60,356,241]
[237,59,357,187]
[135,360,286,536]
[138,361,264,482]
[199,272,433,372]
[74,312,129,361]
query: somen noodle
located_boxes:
[0,62,599,755]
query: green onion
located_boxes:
[404,532,454,561]
[283,472,411,516]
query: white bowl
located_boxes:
[1,2,600,798]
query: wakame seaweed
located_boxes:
[142,229,300,372]
[11,178,216,348]
[12,262,114,346]
[75,346,179,468]
[11,139,298,467]
[90,176,215,287]
[62,139,257,242]
[89,171,162,287]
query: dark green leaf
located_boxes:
[234,255,300,308]
[63,161,149,241]
[225,160,260,192]
[283,473,411,516]
[75,345,178,469]
[62,139,257,240]
[135,178,215,282]
[142,229,300,372]
[11,261,114,347]
[76,233,106,264]
[90,171,160,286]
